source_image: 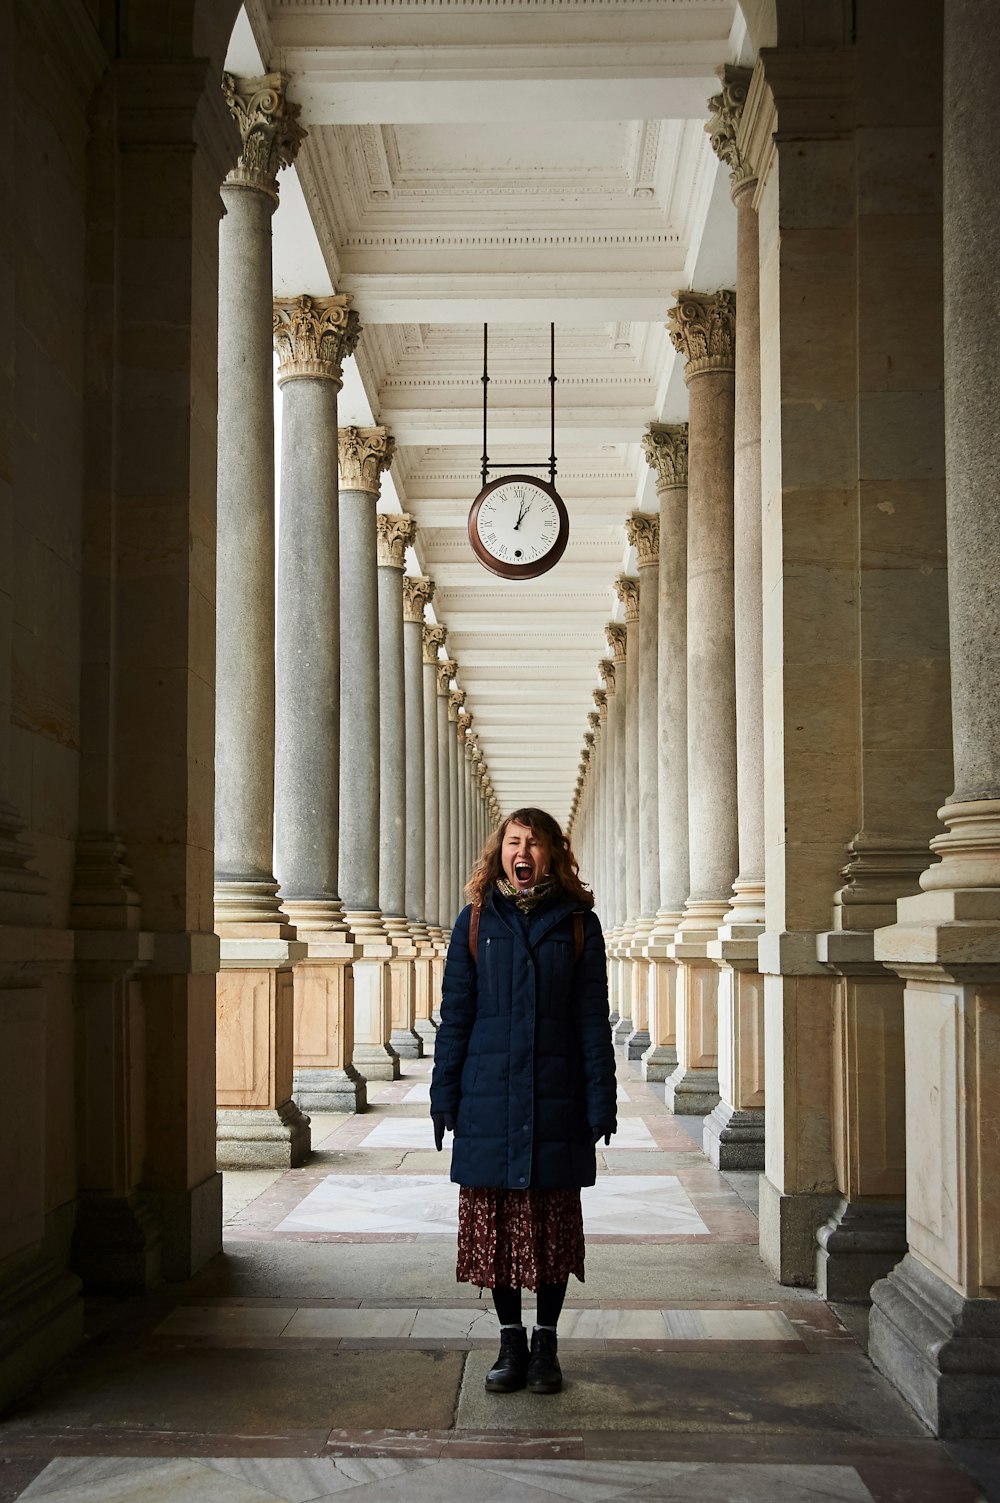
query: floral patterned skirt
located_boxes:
[456,1185,585,1290]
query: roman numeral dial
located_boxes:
[468,474,570,581]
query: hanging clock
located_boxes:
[468,324,569,580]
[468,473,569,580]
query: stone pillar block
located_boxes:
[352,947,399,1080]
[291,944,366,1114]
[664,942,720,1116]
[642,941,679,1082]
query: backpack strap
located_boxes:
[573,911,584,961]
[469,902,482,964]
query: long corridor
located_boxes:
[0,1049,987,1503]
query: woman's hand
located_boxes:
[432,1111,456,1151]
[591,1124,615,1147]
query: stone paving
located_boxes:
[0,1054,995,1502]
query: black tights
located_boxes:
[492,1280,568,1329]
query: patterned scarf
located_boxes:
[496,873,557,915]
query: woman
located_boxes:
[429,807,616,1395]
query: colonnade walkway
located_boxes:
[0,1051,992,1503]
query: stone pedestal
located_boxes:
[288,926,365,1114]
[642,927,679,1082]
[704,927,765,1169]
[664,927,721,1116]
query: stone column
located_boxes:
[664,290,738,1116]
[625,516,660,1059]
[423,625,447,1003]
[436,658,455,938]
[641,425,689,1082]
[605,626,628,1029]
[459,712,475,899]
[377,511,422,1060]
[405,580,437,1045]
[598,658,618,1020]
[214,74,311,1169]
[449,689,465,920]
[594,688,609,922]
[703,69,767,1171]
[870,0,1000,1436]
[273,293,365,1116]
[338,427,398,1080]
[614,575,641,1049]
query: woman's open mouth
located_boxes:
[514,859,534,885]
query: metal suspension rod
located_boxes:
[481,322,489,488]
[549,322,557,482]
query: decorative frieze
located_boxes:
[273,295,360,384]
[422,622,446,662]
[625,512,659,568]
[642,423,689,489]
[222,73,305,198]
[376,512,415,569]
[614,575,640,624]
[706,65,755,194]
[338,426,396,495]
[667,291,736,381]
[599,657,617,694]
[436,660,456,696]
[404,575,435,624]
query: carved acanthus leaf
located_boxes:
[642,423,689,489]
[338,426,395,495]
[448,687,466,721]
[273,295,360,384]
[222,73,305,198]
[593,686,608,717]
[422,623,446,663]
[376,512,415,569]
[404,575,434,624]
[588,711,600,733]
[667,290,736,381]
[436,659,456,696]
[625,512,659,567]
[598,657,616,694]
[614,574,640,624]
[706,65,755,193]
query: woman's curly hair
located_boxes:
[465,806,594,910]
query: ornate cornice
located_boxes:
[667,290,736,381]
[614,574,640,624]
[423,623,447,663]
[338,426,395,495]
[273,295,360,385]
[376,512,415,569]
[222,73,305,199]
[436,659,456,696]
[625,512,659,568]
[404,575,434,624]
[706,65,755,195]
[605,622,627,664]
[642,423,689,489]
[594,686,608,717]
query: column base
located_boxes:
[664,1064,719,1117]
[216,1100,311,1170]
[154,1171,224,1282]
[625,1027,651,1060]
[352,1042,401,1081]
[641,1042,677,1083]
[390,1028,424,1059]
[415,1016,438,1046]
[71,1192,162,1292]
[870,1252,1000,1438]
[702,1101,765,1170]
[293,1065,367,1114]
[815,1196,906,1303]
[0,1206,83,1411]
[758,1174,840,1287]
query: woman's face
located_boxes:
[501,820,551,891]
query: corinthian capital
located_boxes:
[422,622,446,662]
[594,686,608,717]
[625,512,659,568]
[706,65,755,194]
[606,621,627,664]
[404,575,434,624]
[376,512,415,569]
[614,575,640,624]
[667,291,736,381]
[222,73,305,198]
[448,687,466,722]
[587,711,600,734]
[642,423,689,489]
[273,295,360,384]
[457,710,473,741]
[338,426,395,495]
[436,660,456,696]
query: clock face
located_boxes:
[468,474,569,580]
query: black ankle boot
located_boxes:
[527,1326,562,1393]
[485,1326,529,1393]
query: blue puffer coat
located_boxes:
[429,886,617,1190]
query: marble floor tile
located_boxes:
[18,1458,278,1503]
[581,1176,709,1237]
[559,1308,671,1341]
[616,1461,874,1501]
[604,1120,657,1149]
[410,1306,497,1340]
[402,1083,431,1103]
[276,1175,459,1236]
[154,1306,295,1338]
[203,1457,349,1501]
[282,1308,418,1339]
[360,1119,439,1151]
[662,1308,798,1342]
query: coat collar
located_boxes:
[484,884,580,950]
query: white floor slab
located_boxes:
[361,1118,439,1150]
[605,1118,657,1149]
[662,1308,797,1341]
[402,1082,431,1103]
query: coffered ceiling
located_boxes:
[234,0,746,827]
